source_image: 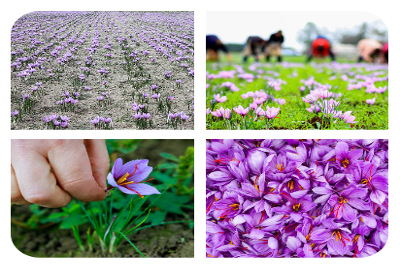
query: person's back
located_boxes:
[265,30,284,62]
[206,35,231,62]
[307,36,335,62]
[312,37,330,57]
[357,39,382,63]
[243,36,265,62]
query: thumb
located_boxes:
[84,139,110,189]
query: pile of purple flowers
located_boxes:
[206,139,388,258]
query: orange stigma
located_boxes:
[277,164,285,171]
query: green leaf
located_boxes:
[151,192,191,214]
[160,152,180,162]
[156,162,178,169]
[151,171,174,183]
[60,214,88,229]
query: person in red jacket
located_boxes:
[307,35,335,62]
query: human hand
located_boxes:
[11,139,109,208]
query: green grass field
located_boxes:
[206,52,388,130]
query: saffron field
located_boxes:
[11,11,194,130]
[206,56,388,130]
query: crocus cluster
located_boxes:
[91,116,112,129]
[43,114,70,129]
[167,111,190,129]
[132,112,152,129]
[57,91,79,112]
[206,139,388,258]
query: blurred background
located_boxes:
[207,11,387,62]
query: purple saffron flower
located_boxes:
[107,158,160,197]
[366,98,375,105]
[233,105,249,118]
[265,106,280,119]
[214,94,227,103]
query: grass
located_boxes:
[206,52,388,130]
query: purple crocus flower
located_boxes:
[233,105,249,118]
[22,94,30,101]
[366,98,375,105]
[60,116,71,122]
[91,116,100,125]
[214,94,227,103]
[265,106,280,119]
[106,158,160,197]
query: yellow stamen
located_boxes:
[117,172,130,184]
[229,204,239,210]
[293,203,302,212]
[119,181,135,186]
[341,159,350,168]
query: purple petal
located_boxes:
[129,183,160,195]
[335,141,349,161]
[287,236,301,251]
[268,237,278,249]
[107,172,118,187]
[112,158,123,177]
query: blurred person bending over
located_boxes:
[243,36,266,63]
[357,38,385,63]
[206,35,232,62]
[307,35,336,62]
[264,30,284,62]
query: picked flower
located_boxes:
[107,158,160,197]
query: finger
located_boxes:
[47,140,106,202]
[84,139,109,189]
[11,164,31,205]
[11,140,72,208]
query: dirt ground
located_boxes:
[11,205,194,258]
[11,12,194,130]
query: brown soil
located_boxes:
[11,206,193,258]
